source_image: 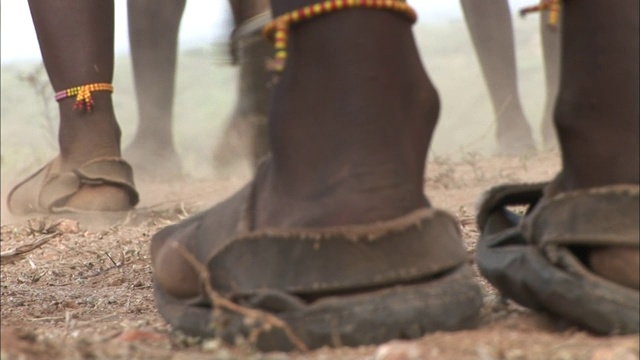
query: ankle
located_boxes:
[254,159,429,228]
[269,11,437,191]
[552,1,638,191]
[554,95,639,191]
[58,93,122,168]
[255,6,439,228]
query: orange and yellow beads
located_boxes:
[520,0,561,29]
[54,83,113,112]
[263,0,417,72]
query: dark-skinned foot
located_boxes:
[19,1,139,216]
[151,5,482,351]
[7,94,138,216]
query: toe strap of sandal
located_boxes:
[48,157,139,212]
[522,185,639,249]
[206,206,471,297]
[9,157,139,215]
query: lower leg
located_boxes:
[213,0,272,170]
[254,0,439,228]
[25,0,133,211]
[28,0,121,170]
[554,1,639,288]
[555,2,638,191]
[213,38,273,169]
[539,14,560,149]
[460,0,535,153]
[126,0,186,178]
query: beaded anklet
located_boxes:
[262,0,417,72]
[54,83,114,112]
[520,0,561,29]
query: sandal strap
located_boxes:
[209,207,469,296]
[8,157,138,215]
[523,185,639,248]
[477,182,639,248]
[186,160,470,296]
[50,157,139,212]
[475,182,547,230]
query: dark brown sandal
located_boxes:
[151,162,482,351]
[476,182,639,335]
[7,156,139,216]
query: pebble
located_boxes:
[551,349,573,360]
[116,329,167,343]
[55,219,81,234]
[201,338,222,352]
[505,348,526,360]
[259,352,291,360]
[591,346,638,360]
[212,348,233,360]
[374,341,423,360]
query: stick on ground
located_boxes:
[1,233,58,266]
[172,241,309,352]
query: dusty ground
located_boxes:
[1,151,638,360]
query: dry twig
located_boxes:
[1,233,58,266]
[104,252,121,271]
[172,242,308,352]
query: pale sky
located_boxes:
[1,0,534,64]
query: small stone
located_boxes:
[505,348,526,360]
[202,338,221,352]
[260,352,291,360]
[116,329,167,343]
[212,348,233,360]
[550,349,572,360]
[476,345,499,360]
[591,346,638,360]
[55,219,80,234]
[375,341,422,360]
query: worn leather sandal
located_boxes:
[7,156,139,217]
[476,182,639,335]
[152,163,482,351]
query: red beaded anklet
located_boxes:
[263,0,417,72]
[54,83,114,112]
[520,0,561,29]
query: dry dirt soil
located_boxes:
[1,151,638,360]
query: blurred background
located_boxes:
[1,0,547,180]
